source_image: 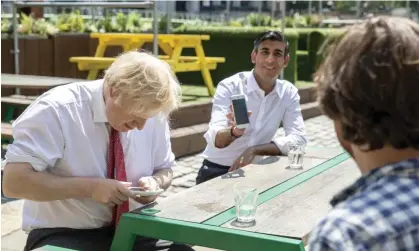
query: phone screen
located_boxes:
[232,98,249,125]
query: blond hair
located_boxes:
[104,51,181,118]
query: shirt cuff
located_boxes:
[203,125,226,149]
[272,137,292,155]
[4,147,49,172]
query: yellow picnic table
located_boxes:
[70,33,226,96]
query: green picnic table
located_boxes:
[108,147,360,251]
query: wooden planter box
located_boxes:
[52,33,92,79]
[1,33,172,81]
[1,34,54,76]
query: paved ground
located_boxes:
[1,115,339,251]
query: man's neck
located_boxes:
[253,71,276,95]
[352,146,419,174]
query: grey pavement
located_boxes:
[1,115,339,251]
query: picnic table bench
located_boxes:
[1,95,38,122]
[1,74,83,89]
[1,74,84,122]
[69,33,226,96]
[1,122,13,144]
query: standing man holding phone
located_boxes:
[196,31,307,184]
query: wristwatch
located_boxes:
[230,126,240,140]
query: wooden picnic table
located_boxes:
[69,33,226,96]
[1,74,84,122]
[1,74,83,89]
[110,147,361,251]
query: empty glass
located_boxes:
[233,183,259,223]
[288,144,305,169]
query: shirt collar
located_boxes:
[87,79,108,123]
[246,70,282,96]
[330,158,419,207]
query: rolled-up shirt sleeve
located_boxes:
[4,99,65,172]
[152,117,175,170]
[272,89,307,155]
[203,81,232,148]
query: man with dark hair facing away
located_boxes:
[308,16,419,251]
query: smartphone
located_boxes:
[231,94,249,129]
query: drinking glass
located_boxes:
[233,183,259,223]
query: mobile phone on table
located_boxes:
[231,94,249,129]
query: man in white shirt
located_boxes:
[197,31,307,184]
[2,51,194,251]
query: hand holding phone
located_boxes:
[230,94,251,130]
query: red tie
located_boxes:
[107,128,129,226]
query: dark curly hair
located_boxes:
[315,16,419,151]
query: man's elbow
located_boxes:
[2,163,32,199]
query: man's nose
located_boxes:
[266,54,276,63]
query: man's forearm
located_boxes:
[3,163,95,201]
[215,128,235,148]
[251,142,282,156]
[152,168,173,190]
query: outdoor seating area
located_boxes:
[2,1,419,251]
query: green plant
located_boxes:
[247,13,272,27]
[84,18,101,33]
[1,14,12,34]
[126,11,142,33]
[158,14,168,33]
[33,18,58,36]
[309,15,323,27]
[292,13,308,28]
[56,10,85,33]
[18,13,35,34]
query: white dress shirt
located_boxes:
[4,79,175,232]
[201,71,307,166]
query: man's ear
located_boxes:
[251,50,256,64]
[109,87,119,98]
[283,54,290,68]
[334,120,354,158]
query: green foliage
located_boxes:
[19,13,35,34]
[1,14,12,33]
[126,12,142,33]
[33,18,59,36]
[334,1,357,13]
[158,14,168,33]
[15,13,58,36]
[3,11,324,36]
[56,10,85,33]
[247,13,272,27]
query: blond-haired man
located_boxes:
[2,51,194,251]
